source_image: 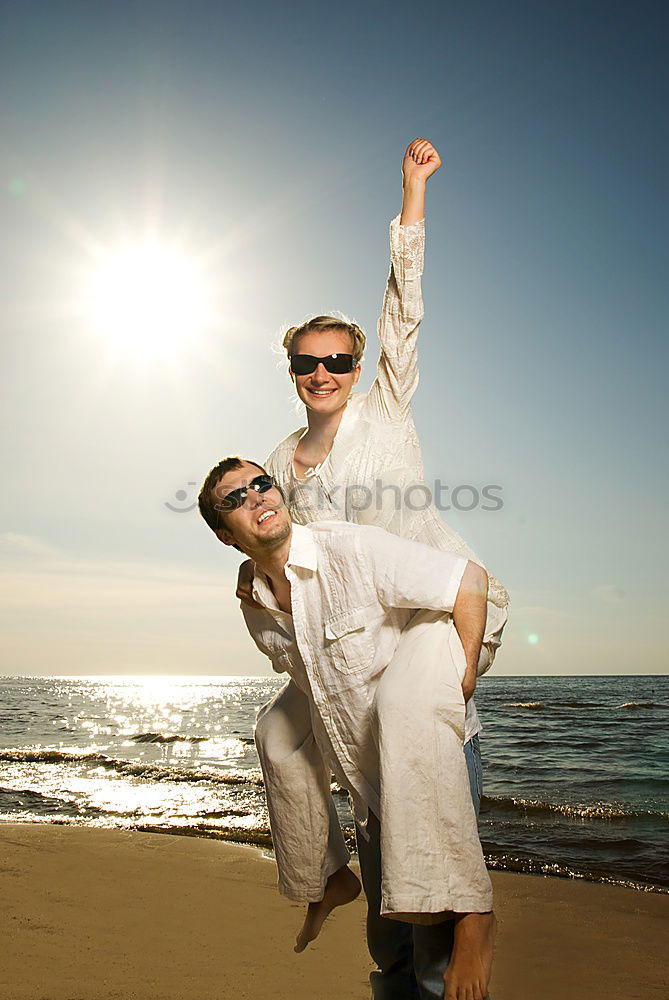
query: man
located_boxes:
[199,457,496,1000]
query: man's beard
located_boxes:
[253,518,291,551]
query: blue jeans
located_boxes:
[355,734,484,1000]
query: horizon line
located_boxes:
[1,672,667,680]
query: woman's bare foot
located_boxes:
[294,864,362,953]
[443,910,497,1000]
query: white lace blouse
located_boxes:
[265,215,509,636]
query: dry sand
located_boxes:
[1,823,667,1000]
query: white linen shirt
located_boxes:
[242,521,469,827]
[265,215,509,740]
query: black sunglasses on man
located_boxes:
[215,475,277,513]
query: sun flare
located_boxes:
[86,243,211,359]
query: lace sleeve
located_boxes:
[364,216,425,422]
[389,214,425,285]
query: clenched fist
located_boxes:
[402,138,442,186]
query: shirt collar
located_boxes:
[332,393,364,450]
[250,523,318,608]
[286,522,318,572]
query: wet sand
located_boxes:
[0,823,667,999]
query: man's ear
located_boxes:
[215,526,237,547]
[289,365,295,384]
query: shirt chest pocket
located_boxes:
[324,607,376,673]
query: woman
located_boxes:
[244,139,508,999]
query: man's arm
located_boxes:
[358,525,487,700]
[453,561,488,701]
[365,139,442,421]
[236,557,262,609]
[240,604,290,673]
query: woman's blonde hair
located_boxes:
[282,315,366,362]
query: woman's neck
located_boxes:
[293,402,348,478]
[303,401,348,447]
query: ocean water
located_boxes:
[0,674,667,893]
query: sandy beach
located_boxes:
[0,823,667,1000]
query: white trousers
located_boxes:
[254,611,497,918]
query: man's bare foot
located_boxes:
[294,864,361,953]
[443,911,497,1000]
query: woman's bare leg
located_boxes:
[255,679,359,950]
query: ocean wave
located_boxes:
[135,822,275,848]
[0,785,104,816]
[498,699,662,711]
[14,814,664,895]
[483,795,669,822]
[0,748,265,787]
[482,851,668,894]
[1,747,350,796]
[554,701,603,709]
[134,821,359,854]
[130,732,255,745]
[495,699,603,710]
[1,784,66,802]
[131,732,209,744]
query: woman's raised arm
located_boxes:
[365,138,442,422]
[400,139,442,225]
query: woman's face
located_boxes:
[290,328,361,415]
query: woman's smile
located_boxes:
[292,330,361,413]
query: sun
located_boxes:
[86,242,211,360]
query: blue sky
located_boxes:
[0,0,667,675]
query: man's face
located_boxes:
[213,462,291,554]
